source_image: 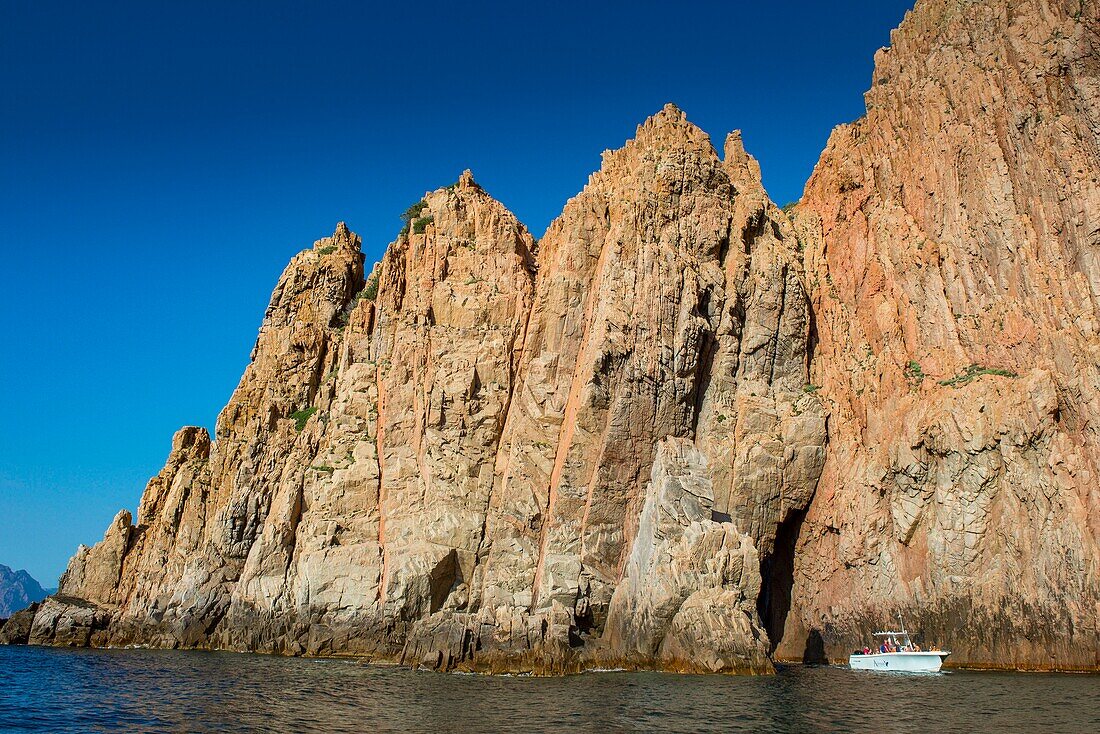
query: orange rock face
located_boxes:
[6,0,1098,674]
[783,0,1100,670]
[8,108,824,673]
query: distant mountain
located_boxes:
[0,565,49,617]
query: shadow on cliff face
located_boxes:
[802,629,827,664]
[757,509,806,654]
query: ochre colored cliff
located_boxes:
[11,112,822,673]
[782,0,1099,670]
[4,0,1098,674]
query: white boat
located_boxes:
[848,619,950,672]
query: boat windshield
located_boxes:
[870,631,915,649]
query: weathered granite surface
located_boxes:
[782,0,1100,670]
[4,0,1097,673]
[5,116,820,672]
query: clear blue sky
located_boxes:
[0,1,913,585]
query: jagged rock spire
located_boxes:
[9,0,1097,674]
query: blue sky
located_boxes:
[0,1,913,585]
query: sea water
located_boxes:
[0,645,1097,733]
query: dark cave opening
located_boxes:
[757,508,806,653]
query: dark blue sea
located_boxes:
[0,645,1097,733]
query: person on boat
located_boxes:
[880,642,888,653]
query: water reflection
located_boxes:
[1,647,1097,733]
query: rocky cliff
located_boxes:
[7,120,823,673]
[4,0,1098,673]
[782,0,1100,670]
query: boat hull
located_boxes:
[848,652,949,672]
